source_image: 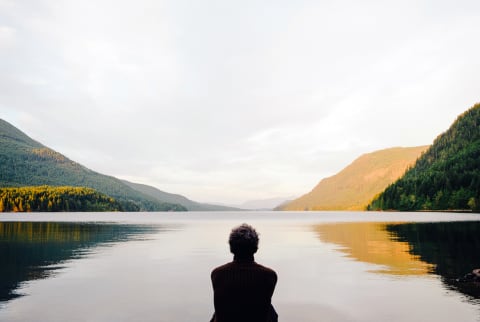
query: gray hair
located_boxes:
[229,223,259,255]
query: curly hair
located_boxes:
[228,223,259,255]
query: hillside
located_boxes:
[278,146,428,211]
[368,104,480,212]
[122,180,241,211]
[0,119,186,211]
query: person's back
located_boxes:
[210,224,277,322]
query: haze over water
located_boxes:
[1,211,480,322]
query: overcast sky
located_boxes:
[1,0,479,204]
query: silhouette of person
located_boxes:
[210,223,278,322]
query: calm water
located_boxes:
[1,211,480,322]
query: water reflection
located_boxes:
[314,222,434,275]
[386,222,480,300]
[314,221,480,301]
[0,222,159,303]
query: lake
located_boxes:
[1,211,480,322]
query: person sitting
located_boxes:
[210,223,278,322]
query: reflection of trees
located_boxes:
[315,221,480,300]
[0,222,159,302]
[386,222,480,300]
[314,222,433,276]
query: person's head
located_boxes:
[229,223,259,257]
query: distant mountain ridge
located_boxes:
[122,180,240,211]
[0,119,232,211]
[278,146,429,211]
[236,196,295,210]
[368,103,480,212]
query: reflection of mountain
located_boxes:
[314,222,433,275]
[315,221,480,301]
[386,222,480,299]
[0,222,159,303]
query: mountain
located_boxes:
[122,180,241,211]
[0,119,186,211]
[278,146,429,211]
[368,103,480,212]
[236,197,295,210]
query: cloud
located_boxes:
[0,25,15,48]
[1,0,479,203]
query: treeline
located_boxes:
[0,186,125,212]
[368,104,480,212]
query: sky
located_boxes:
[1,0,479,205]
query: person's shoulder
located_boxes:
[253,262,277,277]
[253,262,278,286]
[211,262,234,276]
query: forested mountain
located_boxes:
[0,119,185,211]
[277,146,428,211]
[122,180,241,211]
[368,103,480,212]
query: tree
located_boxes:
[468,197,477,211]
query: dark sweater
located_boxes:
[211,255,277,322]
